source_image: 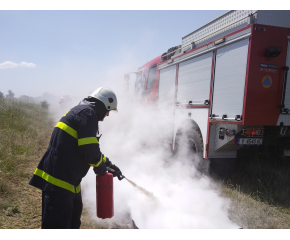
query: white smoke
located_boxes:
[41,47,238,229]
[81,90,239,229]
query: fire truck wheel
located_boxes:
[188,129,209,173]
[186,128,204,159]
[174,128,204,159]
[174,128,208,173]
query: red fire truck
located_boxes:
[124,10,290,174]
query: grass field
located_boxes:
[0,98,289,228]
[0,99,53,228]
[218,154,290,228]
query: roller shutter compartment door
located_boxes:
[177,52,212,104]
[283,40,290,109]
[212,38,249,118]
[158,65,176,107]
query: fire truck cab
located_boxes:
[125,10,290,174]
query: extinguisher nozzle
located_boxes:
[118,175,125,180]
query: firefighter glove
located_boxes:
[93,163,106,175]
[107,164,124,181]
[93,156,111,175]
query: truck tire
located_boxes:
[174,128,207,173]
[175,128,203,157]
[186,128,204,159]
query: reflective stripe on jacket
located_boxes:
[29,98,108,197]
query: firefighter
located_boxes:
[29,87,124,229]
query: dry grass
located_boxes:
[216,153,290,229]
[0,99,53,229]
[221,184,290,228]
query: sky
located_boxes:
[0,9,229,98]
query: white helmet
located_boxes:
[89,87,118,111]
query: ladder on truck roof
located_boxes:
[181,10,290,53]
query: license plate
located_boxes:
[237,138,263,145]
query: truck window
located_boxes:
[146,64,157,90]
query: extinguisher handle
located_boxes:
[107,167,115,172]
[107,167,125,180]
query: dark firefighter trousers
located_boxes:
[41,191,83,229]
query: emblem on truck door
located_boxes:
[262,75,272,88]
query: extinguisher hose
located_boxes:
[124,177,156,200]
[106,167,155,199]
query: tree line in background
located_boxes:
[0,89,50,110]
[0,90,15,100]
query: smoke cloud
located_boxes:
[80,90,239,229]
[43,53,238,229]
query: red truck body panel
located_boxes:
[242,25,289,125]
[139,24,290,127]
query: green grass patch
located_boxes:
[11,205,19,214]
[0,99,53,228]
[0,99,53,174]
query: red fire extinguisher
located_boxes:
[96,171,114,219]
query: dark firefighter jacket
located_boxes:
[29,97,109,198]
